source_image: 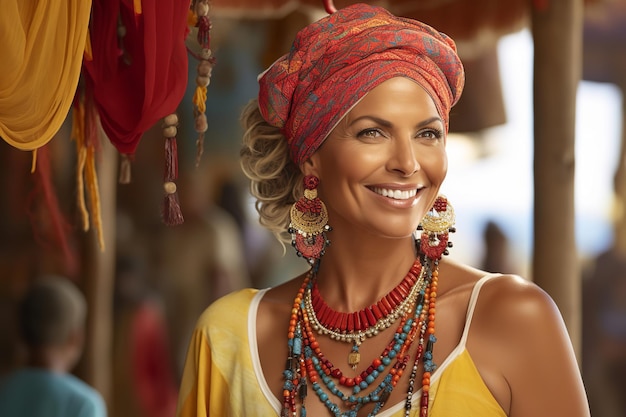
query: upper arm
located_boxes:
[473,276,590,417]
[176,326,212,417]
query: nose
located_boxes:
[386,136,420,177]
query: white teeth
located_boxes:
[373,187,417,200]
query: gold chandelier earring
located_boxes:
[416,195,456,260]
[288,175,332,265]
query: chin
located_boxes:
[374,224,420,240]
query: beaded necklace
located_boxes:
[305,261,425,370]
[310,259,422,333]
[282,255,439,417]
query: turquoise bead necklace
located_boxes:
[281,257,434,416]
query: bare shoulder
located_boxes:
[482,273,555,312]
[431,259,561,335]
[469,273,573,365]
[473,273,565,339]
[468,273,591,417]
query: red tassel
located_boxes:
[197,16,211,46]
[164,137,178,182]
[162,190,184,226]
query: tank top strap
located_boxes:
[458,273,503,347]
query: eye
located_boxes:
[357,128,385,139]
[417,128,444,140]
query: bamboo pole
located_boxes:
[531,0,583,357]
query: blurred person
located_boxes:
[111,255,178,417]
[582,248,626,417]
[480,220,517,274]
[0,275,106,417]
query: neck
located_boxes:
[27,345,74,374]
[313,231,419,312]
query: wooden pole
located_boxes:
[80,137,117,406]
[531,0,583,357]
[613,94,626,256]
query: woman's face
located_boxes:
[305,76,448,239]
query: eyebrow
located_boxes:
[348,115,443,128]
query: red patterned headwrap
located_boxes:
[258,3,465,165]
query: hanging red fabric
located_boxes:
[83,0,189,156]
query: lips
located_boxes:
[371,187,418,200]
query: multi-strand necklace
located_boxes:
[282,255,439,417]
[305,259,424,370]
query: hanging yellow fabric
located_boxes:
[0,0,92,151]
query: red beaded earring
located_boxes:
[288,175,331,264]
[416,195,456,260]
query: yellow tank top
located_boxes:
[177,275,507,416]
[427,349,506,416]
[371,274,507,416]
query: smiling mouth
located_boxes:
[371,187,419,200]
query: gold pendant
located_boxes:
[348,351,360,370]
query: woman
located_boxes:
[176,4,590,416]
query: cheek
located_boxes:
[441,152,448,180]
[316,155,370,203]
[319,144,378,180]
[421,149,448,183]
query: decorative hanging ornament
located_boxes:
[288,175,331,264]
[187,0,216,168]
[416,195,456,260]
[162,113,184,225]
[71,87,105,251]
[83,0,190,226]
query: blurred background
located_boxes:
[1,0,625,416]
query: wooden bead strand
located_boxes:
[162,113,184,226]
[190,0,216,168]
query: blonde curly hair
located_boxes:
[240,99,303,243]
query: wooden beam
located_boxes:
[80,137,117,407]
[531,0,583,357]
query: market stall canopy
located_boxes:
[208,0,529,45]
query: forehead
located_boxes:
[345,77,441,120]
